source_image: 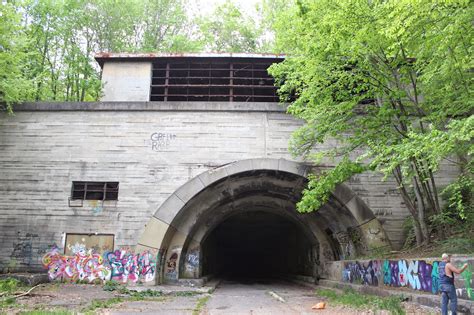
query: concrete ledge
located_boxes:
[13,102,288,112]
[318,279,474,314]
[0,273,50,286]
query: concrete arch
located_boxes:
[136,158,391,283]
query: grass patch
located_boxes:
[192,295,210,315]
[102,280,121,292]
[317,288,405,315]
[19,311,72,315]
[0,296,17,309]
[83,297,124,313]
[175,291,202,297]
[0,278,27,310]
[0,278,24,295]
[127,289,164,300]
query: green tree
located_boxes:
[141,0,201,52]
[0,2,34,112]
[11,0,194,103]
[269,0,473,245]
[198,0,262,53]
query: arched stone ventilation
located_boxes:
[136,158,391,284]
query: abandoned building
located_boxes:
[0,53,459,285]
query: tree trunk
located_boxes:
[412,218,423,246]
[413,175,430,244]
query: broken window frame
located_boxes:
[71,181,119,201]
[150,58,282,102]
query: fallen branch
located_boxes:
[14,284,42,298]
[0,284,42,300]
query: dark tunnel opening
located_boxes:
[201,210,315,280]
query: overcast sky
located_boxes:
[189,0,260,17]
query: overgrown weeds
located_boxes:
[192,295,210,315]
[317,288,405,315]
[0,278,27,309]
[83,297,124,313]
[0,277,25,295]
[18,310,72,315]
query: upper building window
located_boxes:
[150,57,282,102]
[71,181,119,201]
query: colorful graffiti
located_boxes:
[184,248,199,278]
[460,265,473,300]
[105,249,156,283]
[42,244,156,283]
[42,245,111,282]
[342,260,381,286]
[165,252,178,281]
[342,259,473,300]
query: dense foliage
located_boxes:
[0,0,279,108]
[269,0,473,245]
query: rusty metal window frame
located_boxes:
[150,58,281,102]
[71,181,119,201]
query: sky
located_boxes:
[189,0,260,17]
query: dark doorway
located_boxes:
[201,211,314,279]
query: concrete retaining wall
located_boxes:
[0,102,459,273]
[324,257,474,301]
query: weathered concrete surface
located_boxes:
[204,279,436,314]
[318,279,474,315]
[101,62,152,101]
[0,279,438,314]
[0,101,459,276]
[107,295,203,315]
[323,256,474,302]
[0,273,49,286]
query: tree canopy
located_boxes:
[0,0,280,108]
[269,0,473,245]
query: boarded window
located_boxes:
[71,181,119,201]
[64,233,114,255]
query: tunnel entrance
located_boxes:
[201,210,314,279]
[140,159,391,284]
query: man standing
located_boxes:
[439,253,469,315]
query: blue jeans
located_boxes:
[440,283,457,315]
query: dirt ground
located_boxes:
[0,281,438,314]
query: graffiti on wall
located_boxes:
[165,252,179,281]
[342,260,381,286]
[459,265,473,300]
[42,244,156,283]
[342,259,474,300]
[42,245,111,282]
[149,132,176,151]
[105,249,156,283]
[11,233,40,267]
[184,248,199,278]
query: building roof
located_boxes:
[94,52,286,68]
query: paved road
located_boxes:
[6,279,437,314]
[105,279,357,315]
[203,278,355,315]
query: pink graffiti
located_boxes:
[104,249,156,283]
[42,246,157,283]
[42,246,111,282]
[398,260,408,287]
